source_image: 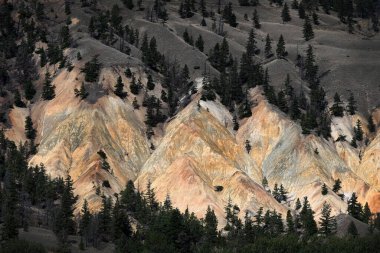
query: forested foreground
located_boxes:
[0,131,379,253]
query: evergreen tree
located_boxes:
[347,92,357,115]
[79,199,92,246]
[25,116,36,141]
[24,80,36,101]
[367,115,376,133]
[361,202,371,224]
[321,183,328,195]
[265,34,273,58]
[253,9,261,28]
[262,177,269,189]
[123,0,134,10]
[291,0,299,9]
[246,29,257,58]
[281,3,291,22]
[14,89,25,107]
[130,76,142,95]
[59,25,71,49]
[332,179,342,193]
[201,75,216,101]
[54,175,78,250]
[286,210,295,233]
[114,76,126,98]
[312,12,320,25]
[347,192,362,219]
[42,71,55,100]
[303,16,314,41]
[98,196,112,241]
[277,90,288,113]
[276,35,286,58]
[245,139,252,153]
[74,82,89,100]
[319,202,337,236]
[295,198,302,211]
[147,74,155,90]
[2,170,19,240]
[330,92,344,117]
[195,34,204,52]
[204,206,218,243]
[81,56,101,82]
[354,120,364,141]
[298,3,306,19]
[300,197,318,236]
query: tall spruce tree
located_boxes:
[114,76,126,98]
[303,16,314,41]
[281,3,291,22]
[347,92,357,115]
[319,202,337,236]
[330,92,344,117]
[265,34,273,58]
[276,35,286,58]
[42,71,55,100]
[253,9,261,28]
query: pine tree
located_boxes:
[42,71,55,100]
[321,183,328,195]
[81,55,101,82]
[277,90,288,113]
[286,210,295,233]
[74,82,89,100]
[281,3,291,22]
[312,12,320,25]
[262,177,269,189]
[298,3,306,19]
[354,120,364,141]
[14,89,25,107]
[246,29,257,58]
[2,170,19,240]
[114,76,126,98]
[347,192,362,219]
[253,9,261,28]
[367,115,376,133]
[130,76,142,95]
[319,202,337,236]
[303,16,314,41]
[132,97,140,109]
[332,179,342,193]
[276,35,286,58]
[195,34,204,52]
[245,139,252,153]
[300,197,318,236]
[347,92,357,115]
[124,0,134,10]
[59,25,71,49]
[65,0,71,15]
[330,92,344,117]
[79,199,92,245]
[360,202,371,224]
[265,34,273,58]
[147,74,155,90]
[347,221,358,237]
[295,198,302,211]
[55,175,78,249]
[25,116,36,141]
[204,206,218,243]
[291,0,299,9]
[23,80,36,101]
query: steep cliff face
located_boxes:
[136,98,287,222]
[23,46,152,209]
[236,88,373,215]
